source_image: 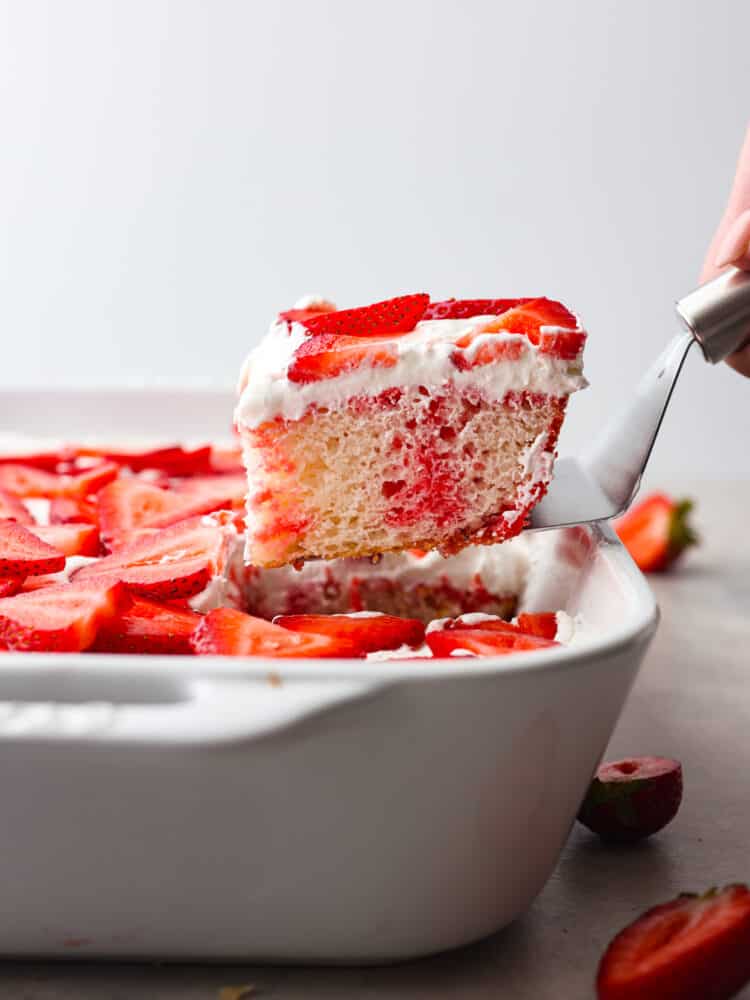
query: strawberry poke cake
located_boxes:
[235,293,587,568]
[0,439,592,659]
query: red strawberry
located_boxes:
[489,297,578,343]
[0,461,117,500]
[288,334,399,384]
[423,298,529,320]
[578,756,683,843]
[615,493,698,573]
[0,577,23,598]
[172,474,247,507]
[278,301,337,325]
[49,496,99,526]
[0,449,75,471]
[426,617,559,657]
[191,607,354,658]
[274,613,425,655]
[30,523,100,558]
[451,333,526,371]
[597,885,750,1000]
[0,520,66,577]
[0,580,128,652]
[538,328,587,359]
[77,445,213,476]
[516,612,558,640]
[299,294,429,338]
[208,445,244,474]
[97,478,235,550]
[71,518,228,601]
[92,595,201,655]
[0,488,34,524]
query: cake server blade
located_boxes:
[529,266,750,530]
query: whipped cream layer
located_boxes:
[249,539,530,609]
[236,307,587,429]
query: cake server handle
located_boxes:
[676,265,750,363]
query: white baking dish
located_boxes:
[0,386,658,962]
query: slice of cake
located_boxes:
[235,294,587,568]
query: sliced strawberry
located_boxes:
[172,474,247,507]
[92,595,201,655]
[426,617,559,657]
[30,523,101,558]
[0,580,128,652]
[191,607,354,658]
[288,334,399,384]
[97,479,235,550]
[0,488,34,524]
[0,449,75,471]
[0,577,23,598]
[49,496,100,526]
[208,444,245,475]
[597,885,750,1000]
[615,493,698,573]
[72,518,228,601]
[298,294,429,338]
[578,756,683,843]
[516,612,558,640]
[423,298,529,321]
[77,445,213,476]
[538,328,587,359]
[0,462,118,500]
[487,297,578,345]
[0,520,66,577]
[274,613,425,655]
[278,301,336,325]
[451,333,526,371]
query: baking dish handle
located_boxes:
[0,673,387,746]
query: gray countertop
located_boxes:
[1,480,748,999]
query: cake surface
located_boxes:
[235,294,587,568]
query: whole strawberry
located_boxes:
[577,756,682,843]
[615,493,697,573]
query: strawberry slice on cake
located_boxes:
[235,293,587,567]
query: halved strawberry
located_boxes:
[597,885,750,1000]
[72,518,228,601]
[423,298,529,321]
[288,334,399,384]
[30,523,101,558]
[97,479,236,550]
[516,612,558,640]
[77,445,213,476]
[0,462,118,500]
[0,488,34,524]
[538,328,587,359]
[191,607,354,658]
[0,577,23,598]
[0,520,66,577]
[578,756,683,843]
[274,613,425,655]
[92,595,201,655]
[299,294,429,338]
[426,617,559,657]
[0,580,128,652]
[451,333,526,371]
[615,493,698,573]
[49,496,99,526]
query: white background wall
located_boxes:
[1,0,749,480]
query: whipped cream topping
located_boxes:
[236,307,587,429]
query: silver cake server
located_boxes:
[530,266,750,530]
